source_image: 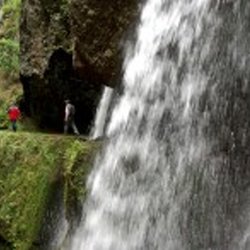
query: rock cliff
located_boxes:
[71,0,137,85]
[20,0,137,132]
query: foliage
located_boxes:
[63,140,99,219]
[0,38,19,77]
[0,133,58,249]
[0,83,22,129]
[0,0,21,81]
[0,105,8,129]
[0,132,98,249]
[0,0,22,127]
[1,0,21,39]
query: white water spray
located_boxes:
[91,86,113,140]
[69,0,250,249]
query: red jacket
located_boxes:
[8,106,21,120]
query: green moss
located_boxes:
[2,0,20,38]
[0,84,22,129]
[0,132,98,249]
[0,38,19,77]
[63,140,99,223]
[0,0,21,81]
[64,140,96,199]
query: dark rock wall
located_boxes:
[71,0,137,86]
[21,49,102,133]
[20,0,137,133]
[20,0,71,77]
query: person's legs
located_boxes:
[71,120,80,135]
[11,120,17,132]
[64,121,69,134]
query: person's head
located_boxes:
[65,99,71,104]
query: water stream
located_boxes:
[69,0,250,249]
[91,86,113,140]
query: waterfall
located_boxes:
[91,86,113,140]
[69,0,250,249]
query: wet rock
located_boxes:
[70,0,138,86]
[20,0,137,132]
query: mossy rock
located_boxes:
[0,0,21,81]
[63,139,100,229]
[0,132,99,249]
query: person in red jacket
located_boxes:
[7,103,21,132]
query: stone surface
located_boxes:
[20,0,138,132]
[20,0,71,77]
[70,0,137,86]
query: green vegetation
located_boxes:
[0,38,19,77]
[0,0,23,130]
[0,0,21,81]
[0,83,22,129]
[64,139,98,222]
[0,132,98,249]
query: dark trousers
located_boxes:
[10,119,17,132]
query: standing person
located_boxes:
[8,103,21,132]
[64,99,80,135]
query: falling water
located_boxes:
[91,86,113,139]
[70,0,250,249]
